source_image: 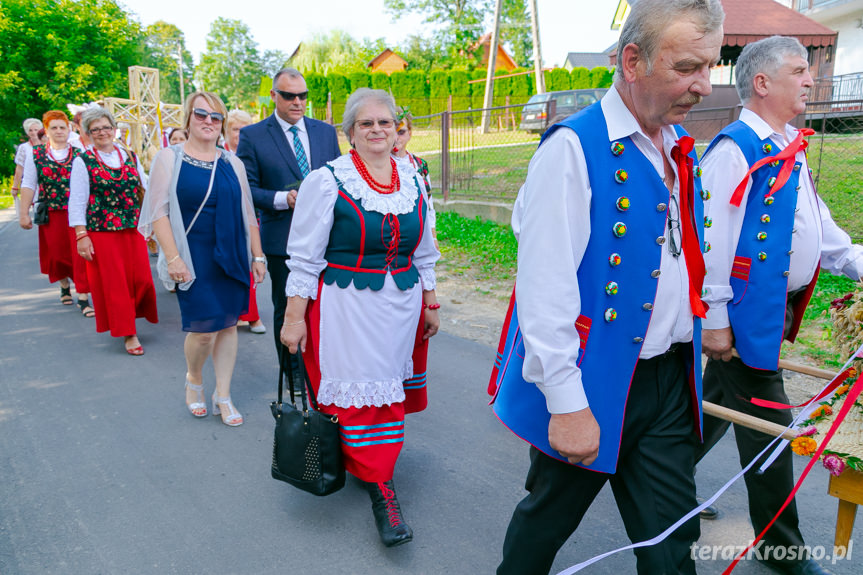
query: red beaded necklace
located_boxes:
[93,145,129,181]
[350,149,399,194]
[47,144,73,166]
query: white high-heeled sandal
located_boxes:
[185,378,207,418]
[211,393,243,427]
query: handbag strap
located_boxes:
[184,152,219,236]
[277,346,323,412]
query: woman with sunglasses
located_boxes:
[18,110,94,317]
[392,107,437,247]
[281,88,440,547]
[140,91,266,426]
[69,107,158,355]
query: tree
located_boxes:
[500,0,532,68]
[289,31,386,75]
[142,21,194,104]
[261,49,290,77]
[385,0,489,62]
[0,0,146,176]
[196,18,264,110]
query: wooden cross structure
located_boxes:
[104,66,184,170]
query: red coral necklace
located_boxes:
[47,144,73,166]
[93,146,128,181]
[350,149,399,194]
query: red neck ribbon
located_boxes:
[729,128,815,207]
[671,136,707,319]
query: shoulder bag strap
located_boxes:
[184,152,219,236]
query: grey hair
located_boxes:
[615,0,725,80]
[23,118,42,132]
[735,36,809,102]
[226,109,253,129]
[273,67,304,89]
[342,88,398,141]
[81,106,116,134]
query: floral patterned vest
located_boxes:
[33,144,80,211]
[81,149,142,231]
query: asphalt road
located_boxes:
[0,208,855,575]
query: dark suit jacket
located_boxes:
[237,114,341,256]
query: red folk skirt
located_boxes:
[302,290,429,483]
[238,271,260,323]
[38,209,90,292]
[86,229,159,337]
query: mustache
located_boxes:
[678,95,702,107]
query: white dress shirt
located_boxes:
[68,148,147,227]
[701,108,863,330]
[512,85,694,415]
[14,142,32,167]
[272,113,311,211]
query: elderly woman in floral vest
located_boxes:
[69,107,158,355]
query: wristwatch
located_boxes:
[252,256,267,264]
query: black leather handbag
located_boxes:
[270,353,345,496]
[33,201,49,225]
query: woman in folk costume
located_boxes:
[69,107,158,355]
[281,88,440,548]
[18,110,94,317]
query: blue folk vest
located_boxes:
[322,165,427,291]
[489,103,705,474]
[703,121,817,371]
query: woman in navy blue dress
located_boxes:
[139,91,267,427]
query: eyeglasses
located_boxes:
[88,126,114,134]
[274,89,308,101]
[192,108,224,123]
[354,119,395,130]
[396,128,409,136]
[667,194,682,258]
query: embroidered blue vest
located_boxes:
[703,121,816,371]
[322,165,426,291]
[488,103,705,474]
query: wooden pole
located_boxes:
[481,0,504,134]
[528,0,546,95]
[703,401,798,440]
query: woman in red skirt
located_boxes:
[69,107,158,355]
[18,110,93,316]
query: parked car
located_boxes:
[519,88,609,133]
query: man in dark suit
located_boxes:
[237,67,341,370]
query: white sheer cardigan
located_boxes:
[137,144,257,290]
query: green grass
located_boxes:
[0,176,13,210]
[436,211,517,286]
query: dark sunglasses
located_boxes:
[274,89,309,101]
[192,108,224,123]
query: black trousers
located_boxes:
[498,345,699,575]
[696,299,805,566]
[267,255,299,374]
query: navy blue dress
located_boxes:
[175,154,250,333]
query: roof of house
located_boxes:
[469,33,518,70]
[564,52,610,70]
[367,49,408,69]
[720,0,837,47]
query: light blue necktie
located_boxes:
[288,125,310,177]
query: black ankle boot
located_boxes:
[366,480,413,547]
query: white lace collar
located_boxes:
[329,154,420,216]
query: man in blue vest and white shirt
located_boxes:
[491,1,724,573]
[699,36,862,575]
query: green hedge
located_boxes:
[590,66,614,88]
[548,68,571,92]
[570,67,590,89]
[306,73,328,109]
[348,71,371,92]
[371,72,390,91]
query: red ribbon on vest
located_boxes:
[671,136,707,319]
[729,128,815,207]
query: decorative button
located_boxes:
[642,303,653,311]
[787,250,794,255]
[701,189,711,200]
[757,231,767,241]
[656,236,666,245]
[605,281,619,295]
[769,160,780,168]
[763,196,774,206]
[613,222,627,237]
[792,228,797,233]
[604,308,618,322]
[694,166,702,178]
[760,214,770,224]
[796,185,801,191]
[651,269,661,278]
[762,143,772,154]
[768,176,777,187]
[656,203,667,212]
[704,216,713,228]
[609,253,622,267]
[616,196,631,212]
[633,337,644,344]
[704,241,711,252]
[793,163,801,172]
[758,251,767,261]
[611,141,625,156]
[614,169,628,184]
[783,271,790,277]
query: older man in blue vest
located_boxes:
[490,1,724,573]
[698,36,862,575]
